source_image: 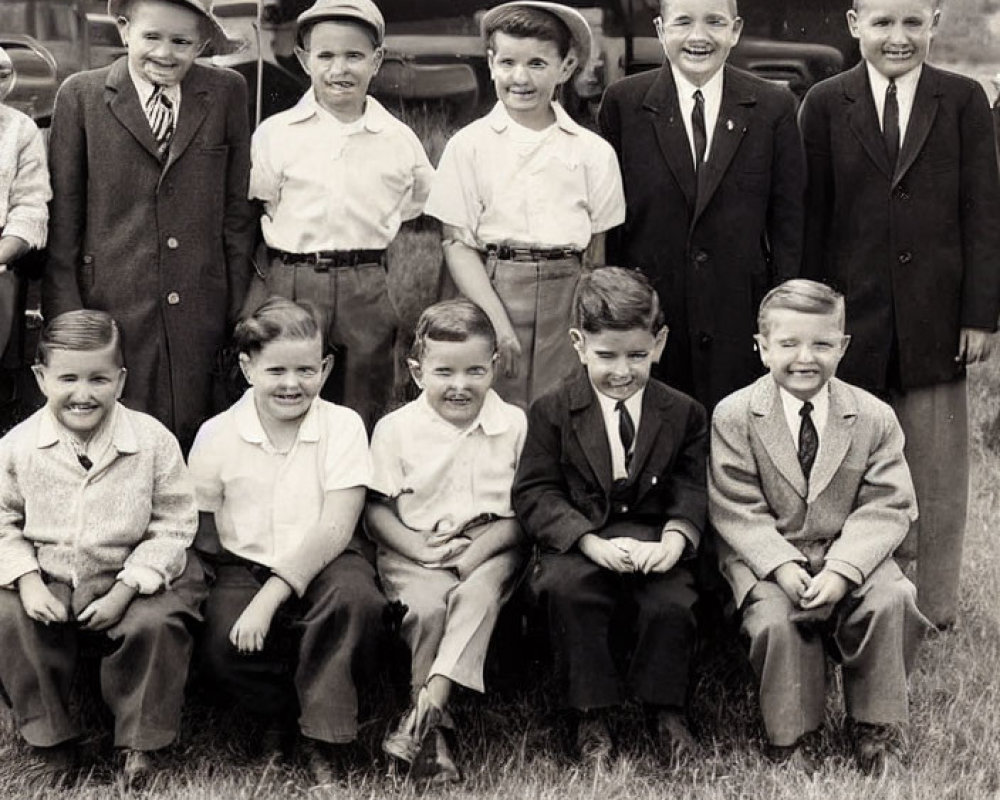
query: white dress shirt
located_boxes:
[671,64,724,167]
[866,62,922,146]
[778,384,830,451]
[594,386,645,481]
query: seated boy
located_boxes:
[249,0,434,429]
[513,267,707,766]
[367,298,527,783]
[709,279,932,776]
[188,297,386,784]
[425,1,625,410]
[0,310,205,788]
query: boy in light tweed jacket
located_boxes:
[709,280,930,777]
[0,310,206,788]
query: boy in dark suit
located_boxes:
[513,266,707,766]
[44,0,256,451]
[597,0,804,412]
[799,0,1000,627]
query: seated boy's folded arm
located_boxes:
[0,458,41,589]
[364,497,433,563]
[454,517,524,578]
[661,401,711,552]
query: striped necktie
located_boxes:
[146,84,175,159]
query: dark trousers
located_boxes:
[200,550,386,744]
[0,556,207,750]
[532,550,697,711]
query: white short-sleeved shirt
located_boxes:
[188,389,371,593]
[424,101,625,250]
[369,389,526,533]
[250,91,435,252]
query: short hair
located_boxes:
[484,6,572,59]
[298,17,380,50]
[36,310,124,367]
[235,296,325,356]
[573,267,664,334]
[757,279,846,336]
[661,0,739,17]
[851,0,940,9]
[409,299,497,362]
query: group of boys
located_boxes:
[0,0,998,790]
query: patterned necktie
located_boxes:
[692,89,707,172]
[146,84,175,159]
[883,78,899,169]
[616,400,635,470]
[798,401,819,481]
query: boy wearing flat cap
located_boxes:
[44,0,256,452]
[248,0,434,430]
[424,1,625,411]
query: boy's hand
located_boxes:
[579,534,633,573]
[627,530,687,574]
[800,569,849,609]
[419,535,471,568]
[17,572,69,625]
[957,328,995,365]
[230,594,278,654]
[772,561,811,605]
[78,582,137,631]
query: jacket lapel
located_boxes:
[893,66,941,186]
[805,379,858,500]
[164,66,210,175]
[750,377,808,497]
[104,58,161,162]
[643,66,698,210]
[843,62,893,179]
[692,66,754,225]
[628,383,667,480]
[568,371,613,495]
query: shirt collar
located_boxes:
[866,61,922,97]
[234,388,321,447]
[592,382,645,421]
[486,100,581,136]
[127,61,181,106]
[36,403,137,454]
[671,62,725,106]
[286,88,388,133]
[778,383,830,421]
[415,388,513,437]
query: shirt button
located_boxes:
[166,291,181,305]
[166,236,179,250]
[898,251,912,265]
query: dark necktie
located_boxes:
[798,401,819,481]
[146,84,175,160]
[692,89,707,172]
[616,400,635,469]
[883,78,899,169]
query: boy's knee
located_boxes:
[861,575,916,621]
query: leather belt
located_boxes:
[268,247,387,271]
[484,244,582,262]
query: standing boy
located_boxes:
[709,280,930,776]
[249,0,434,430]
[597,0,805,412]
[799,0,1000,627]
[513,267,706,766]
[425,1,625,410]
[44,0,256,451]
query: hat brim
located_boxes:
[107,0,242,56]
[480,1,593,69]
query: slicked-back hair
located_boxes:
[757,279,846,336]
[484,6,572,58]
[36,309,125,367]
[851,0,941,9]
[235,296,325,356]
[573,266,664,334]
[410,298,497,362]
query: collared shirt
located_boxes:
[425,101,625,250]
[0,403,196,595]
[672,64,724,167]
[779,384,830,450]
[127,62,182,131]
[249,91,434,252]
[369,389,526,533]
[593,385,645,481]
[866,62,922,146]
[188,389,371,595]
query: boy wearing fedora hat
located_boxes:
[424,1,625,411]
[44,0,256,452]
[247,0,434,431]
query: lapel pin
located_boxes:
[726,119,734,131]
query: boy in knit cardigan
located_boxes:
[0,310,206,788]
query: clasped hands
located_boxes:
[18,572,136,632]
[773,561,849,617]
[578,529,687,575]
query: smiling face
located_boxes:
[33,345,126,438]
[117,0,206,87]
[240,335,332,427]
[410,335,496,429]
[296,20,382,122]
[848,0,939,79]
[487,32,576,129]
[571,326,667,402]
[756,308,850,401]
[657,0,742,87]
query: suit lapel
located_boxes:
[629,384,667,480]
[568,372,613,495]
[643,67,698,210]
[750,378,808,497]
[893,66,941,186]
[805,379,858,500]
[692,66,754,225]
[104,58,161,162]
[843,62,893,179]
[164,66,209,174]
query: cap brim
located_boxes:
[480,1,593,68]
[107,0,241,56]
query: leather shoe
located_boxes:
[122,748,155,790]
